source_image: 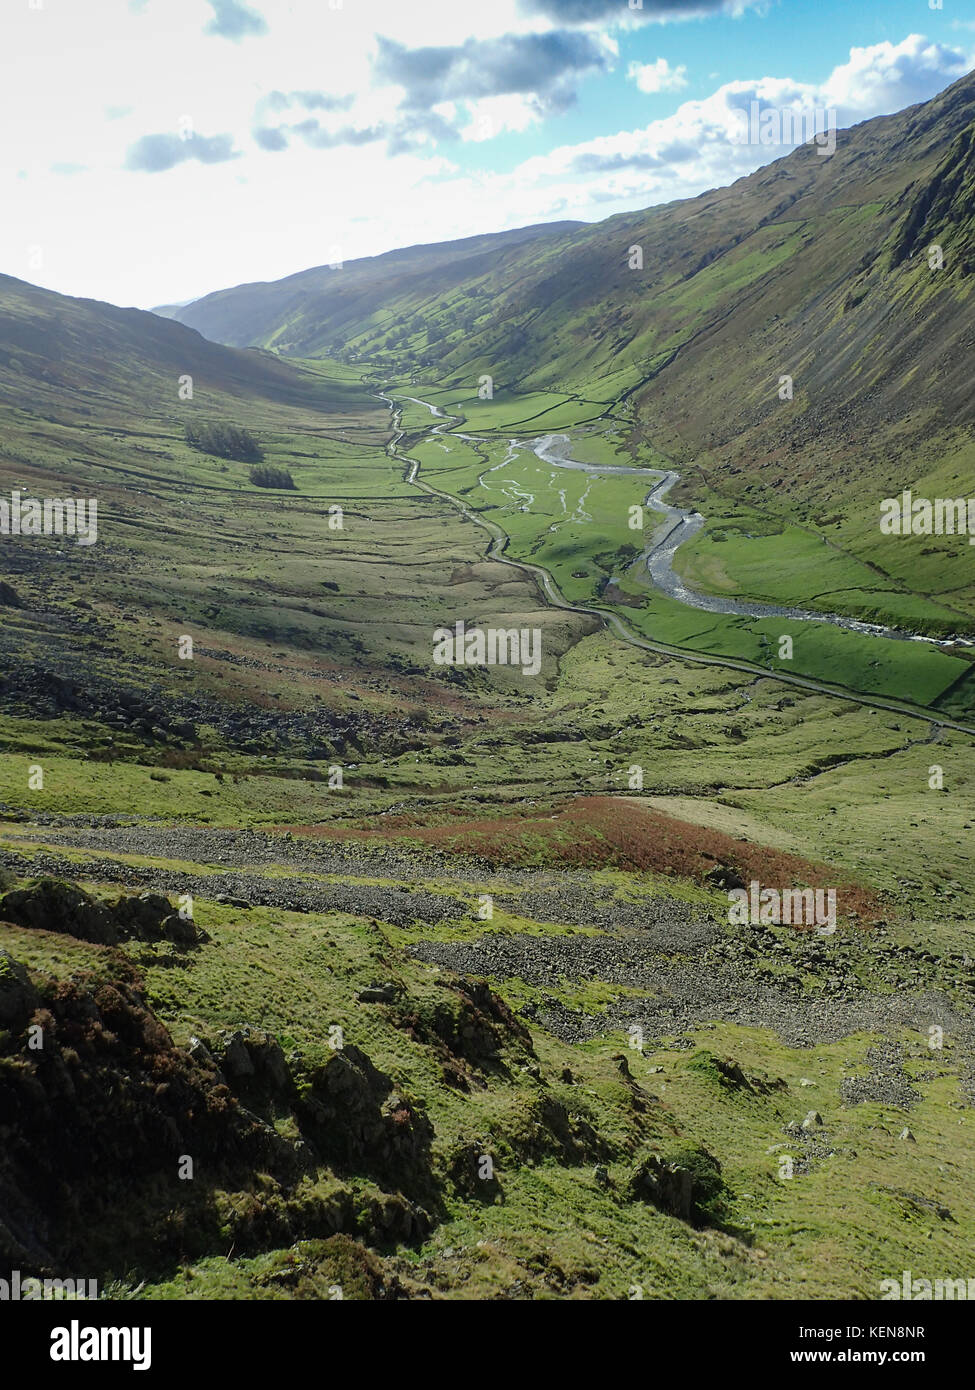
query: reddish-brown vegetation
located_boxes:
[279,796,883,924]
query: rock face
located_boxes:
[0,947,39,1029]
[296,1045,437,1217]
[0,880,203,947]
[629,1144,728,1228]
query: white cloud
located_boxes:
[822,33,971,115]
[460,95,544,141]
[513,33,973,210]
[519,0,766,28]
[0,2,970,309]
[627,58,688,93]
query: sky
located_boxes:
[1,0,973,310]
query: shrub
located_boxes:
[249,465,295,490]
[185,421,264,463]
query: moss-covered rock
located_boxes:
[629,1142,729,1228]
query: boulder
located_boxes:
[212,1025,293,1096]
[187,1035,217,1066]
[357,983,399,1004]
[703,863,746,891]
[447,1140,503,1204]
[215,1028,256,1078]
[160,913,198,946]
[629,1143,727,1227]
[0,948,39,1030]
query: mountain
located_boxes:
[168,221,586,356]
[166,69,975,626]
[150,298,198,318]
[171,72,975,452]
[0,273,370,419]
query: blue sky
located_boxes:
[503,0,965,161]
[1,0,972,308]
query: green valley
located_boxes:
[3,21,975,1318]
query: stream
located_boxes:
[394,396,958,651]
[513,432,928,645]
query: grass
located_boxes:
[3,229,975,1300]
[674,500,966,630]
[388,394,975,716]
[4,878,971,1299]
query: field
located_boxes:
[3,79,975,1302]
[386,389,975,721]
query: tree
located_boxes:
[185,421,264,463]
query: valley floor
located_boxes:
[2,350,973,1301]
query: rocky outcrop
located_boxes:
[392,976,535,1079]
[629,1143,728,1228]
[689,1050,789,1096]
[0,880,203,947]
[208,1025,295,1102]
[447,1141,504,1204]
[295,1045,437,1222]
[0,951,292,1272]
[0,944,443,1275]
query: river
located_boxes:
[389,394,965,654]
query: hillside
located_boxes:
[168,221,585,356]
[0,274,371,419]
[171,74,975,432]
[0,271,582,742]
[167,74,975,617]
[3,68,975,1307]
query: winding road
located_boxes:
[379,392,975,739]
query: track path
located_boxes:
[379,393,975,739]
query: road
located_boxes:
[378,392,975,740]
